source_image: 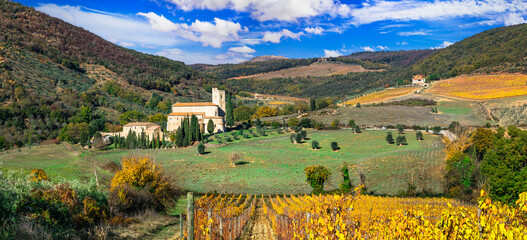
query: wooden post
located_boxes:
[219,217,223,238]
[187,192,194,240]
[207,210,212,236]
[179,214,183,239]
[306,212,311,239]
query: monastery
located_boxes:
[167,88,226,133]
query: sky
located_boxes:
[14,0,527,65]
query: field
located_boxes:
[0,129,445,195]
[428,74,527,100]
[344,87,420,106]
[229,63,382,80]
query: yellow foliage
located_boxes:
[252,106,278,118]
[111,155,174,204]
[29,169,49,182]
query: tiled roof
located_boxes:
[172,102,218,107]
[168,112,206,116]
[123,122,159,127]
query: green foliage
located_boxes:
[233,105,254,121]
[147,92,162,110]
[287,118,300,127]
[386,132,394,144]
[331,119,340,128]
[207,119,215,134]
[348,119,356,128]
[340,165,353,194]
[304,165,331,194]
[433,126,442,134]
[148,113,167,122]
[331,142,339,151]
[416,131,423,140]
[119,111,146,125]
[311,140,320,150]
[226,93,234,127]
[396,135,407,146]
[396,124,404,134]
[197,143,206,155]
[355,103,361,108]
[354,125,361,133]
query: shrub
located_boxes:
[396,124,404,134]
[340,165,353,194]
[331,119,340,128]
[110,156,176,213]
[356,103,361,108]
[311,140,320,150]
[270,121,280,129]
[304,166,331,194]
[243,133,250,138]
[225,136,232,142]
[396,135,407,146]
[197,143,206,155]
[354,125,361,133]
[295,133,303,144]
[416,131,423,140]
[433,126,442,134]
[348,119,356,128]
[229,153,242,167]
[108,184,155,215]
[299,130,307,140]
[290,134,296,143]
[331,142,339,151]
[386,132,394,144]
[29,169,49,182]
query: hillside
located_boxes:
[0,0,207,147]
[412,23,527,78]
[245,55,288,63]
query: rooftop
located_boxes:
[172,102,218,107]
[168,112,205,116]
[123,122,160,127]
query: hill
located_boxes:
[244,55,288,63]
[412,23,527,78]
[0,0,207,147]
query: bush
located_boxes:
[295,133,303,143]
[299,130,307,140]
[311,140,320,150]
[354,125,361,133]
[386,132,394,144]
[290,134,296,143]
[433,126,442,134]
[416,131,423,140]
[331,142,339,151]
[348,119,355,128]
[331,119,340,128]
[108,184,155,215]
[396,135,407,146]
[29,169,49,182]
[304,166,331,194]
[197,143,205,155]
[356,103,361,108]
[110,156,176,213]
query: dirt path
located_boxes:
[238,203,276,240]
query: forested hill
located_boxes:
[412,23,527,78]
[0,0,206,147]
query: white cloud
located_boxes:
[36,4,181,47]
[398,29,432,36]
[350,0,527,26]
[157,48,247,64]
[377,45,389,50]
[397,41,409,45]
[305,26,324,35]
[228,46,256,54]
[431,41,454,49]
[165,0,352,22]
[262,29,304,43]
[504,13,527,26]
[138,12,243,48]
[324,49,341,57]
[362,46,375,52]
[379,24,411,29]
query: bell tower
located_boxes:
[212,88,226,116]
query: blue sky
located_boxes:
[14,0,527,64]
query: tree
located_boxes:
[253,106,278,118]
[331,119,340,128]
[157,100,172,113]
[386,132,394,144]
[119,111,146,125]
[299,130,307,140]
[311,140,320,150]
[233,105,254,121]
[295,133,303,143]
[207,119,215,134]
[229,153,242,167]
[416,131,423,140]
[197,143,206,155]
[354,125,361,133]
[433,126,442,134]
[472,128,495,160]
[331,142,339,151]
[92,132,106,149]
[0,136,6,151]
[226,93,234,127]
[147,92,162,110]
[299,118,313,128]
[340,165,353,194]
[288,118,299,128]
[348,119,356,128]
[148,113,167,123]
[304,166,331,194]
[396,124,404,134]
[255,118,263,128]
[356,103,361,108]
[175,127,184,147]
[309,97,316,111]
[396,135,407,146]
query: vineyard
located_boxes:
[428,74,527,100]
[344,87,420,106]
[179,190,527,239]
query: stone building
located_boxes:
[167,88,226,133]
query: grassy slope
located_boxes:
[0,129,445,195]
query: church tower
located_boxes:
[212,88,226,116]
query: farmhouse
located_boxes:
[412,74,427,87]
[103,122,161,141]
[167,88,226,133]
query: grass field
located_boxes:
[344,87,420,106]
[0,129,445,195]
[428,74,527,100]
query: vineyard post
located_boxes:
[187,192,194,240]
[219,217,223,238]
[179,214,183,239]
[306,212,311,239]
[478,206,482,238]
[229,221,232,240]
[207,210,212,236]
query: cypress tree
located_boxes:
[310,97,316,111]
[226,93,234,127]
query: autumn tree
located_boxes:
[304,165,331,194]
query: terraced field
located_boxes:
[344,87,420,106]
